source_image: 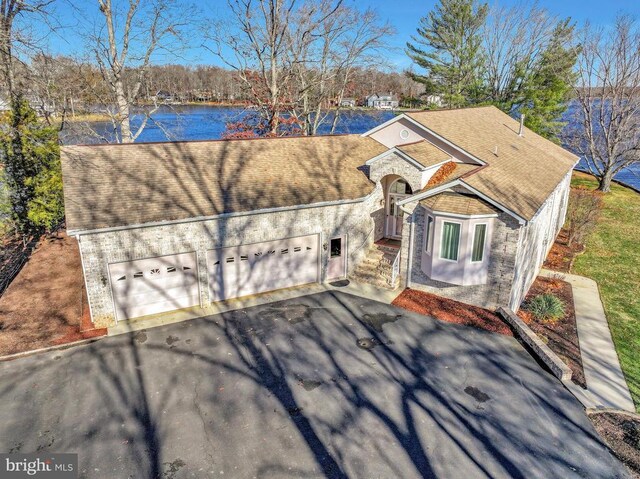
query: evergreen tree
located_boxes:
[406,0,488,108]
[0,97,63,235]
[520,20,579,141]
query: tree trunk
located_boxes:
[597,170,613,193]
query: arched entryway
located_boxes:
[385,176,413,239]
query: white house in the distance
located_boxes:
[366,92,399,109]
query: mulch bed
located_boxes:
[543,229,584,272]
[589,410,640,478]
[392,288,513,336]
[517,276,586,388]
[0,231,106,357]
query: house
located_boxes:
[340,98,356,108]
[366,93,399,109]
[61,106,578,328]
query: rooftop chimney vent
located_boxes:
[519,114,525,137]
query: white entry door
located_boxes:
[386,194,407,238]
[327,236,346,280]
[109,252,200,321]
[208,235,319,303]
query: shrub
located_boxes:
[526,293,566,322]
[566,186,604,246]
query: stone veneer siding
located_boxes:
[399,201,521,310]
[367,152,423,193]
[79,185,384,328]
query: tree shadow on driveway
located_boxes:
[0,291,630,478]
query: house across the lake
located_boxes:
[61,106,578,328]
[366,92,399,109]
[340,98,356,108]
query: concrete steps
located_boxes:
[349,243,400,290]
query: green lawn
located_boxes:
[571,172,640,411]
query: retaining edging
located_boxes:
[498,307,573,382]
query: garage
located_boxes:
[208,235,319,302]
[109,252,200,321]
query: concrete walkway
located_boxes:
[542,269,635,411]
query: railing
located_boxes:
[390,249,401,286]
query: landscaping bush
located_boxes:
[566,186,604,246]
[526,293,566,322]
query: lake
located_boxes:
[60,104,640,191]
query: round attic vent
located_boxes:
[400,128,410,140]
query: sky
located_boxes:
[32,0,640,71]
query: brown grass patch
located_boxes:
[589,410,640,478]
[0,231,106,356]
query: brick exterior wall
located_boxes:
[400,202,521,310]
[79,186,384,327]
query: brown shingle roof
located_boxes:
[420,191,500,216]
[396,140,450,167]
[406,106,578,220]
[61,134,387,231]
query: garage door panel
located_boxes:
[109,252,199,321]
[207,235,318,303]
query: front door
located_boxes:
[385,178,412,239]
[327,236,346,280]
[387,194,406,238]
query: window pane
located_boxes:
[330,238,342,258]
[425,216,434,253]
[472,224,487,262]
[440,222,460,261]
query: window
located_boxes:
[425,216,434,254]
[400,128,410,140]
[472,224,487,262]
[440,222,460,261]
[390,179,413,195]
[330,238,342,258]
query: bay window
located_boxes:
[472,224,487,262]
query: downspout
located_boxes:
[400,205,415,288]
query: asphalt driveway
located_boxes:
[0,291,628,478]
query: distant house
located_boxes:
[155,90,175,102]
[340,98,356,108]
[366,93,399,109]
[425,95,444,108]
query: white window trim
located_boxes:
[425,215,434,255]
[439,220,462,263]
[470,222,488,263]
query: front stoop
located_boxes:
[349,243,400,290]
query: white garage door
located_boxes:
[208,235,319,302]
[109,252,200,321]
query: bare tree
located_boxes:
[289,1,393,135]
[0,0,55,99]
[205,0,392,137]
[566,15,640,192]
[481,2,559,109]
[88,0,191,143]
[206,0,297,136]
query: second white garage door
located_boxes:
[109,252,200,321]
[208,235,319,302]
